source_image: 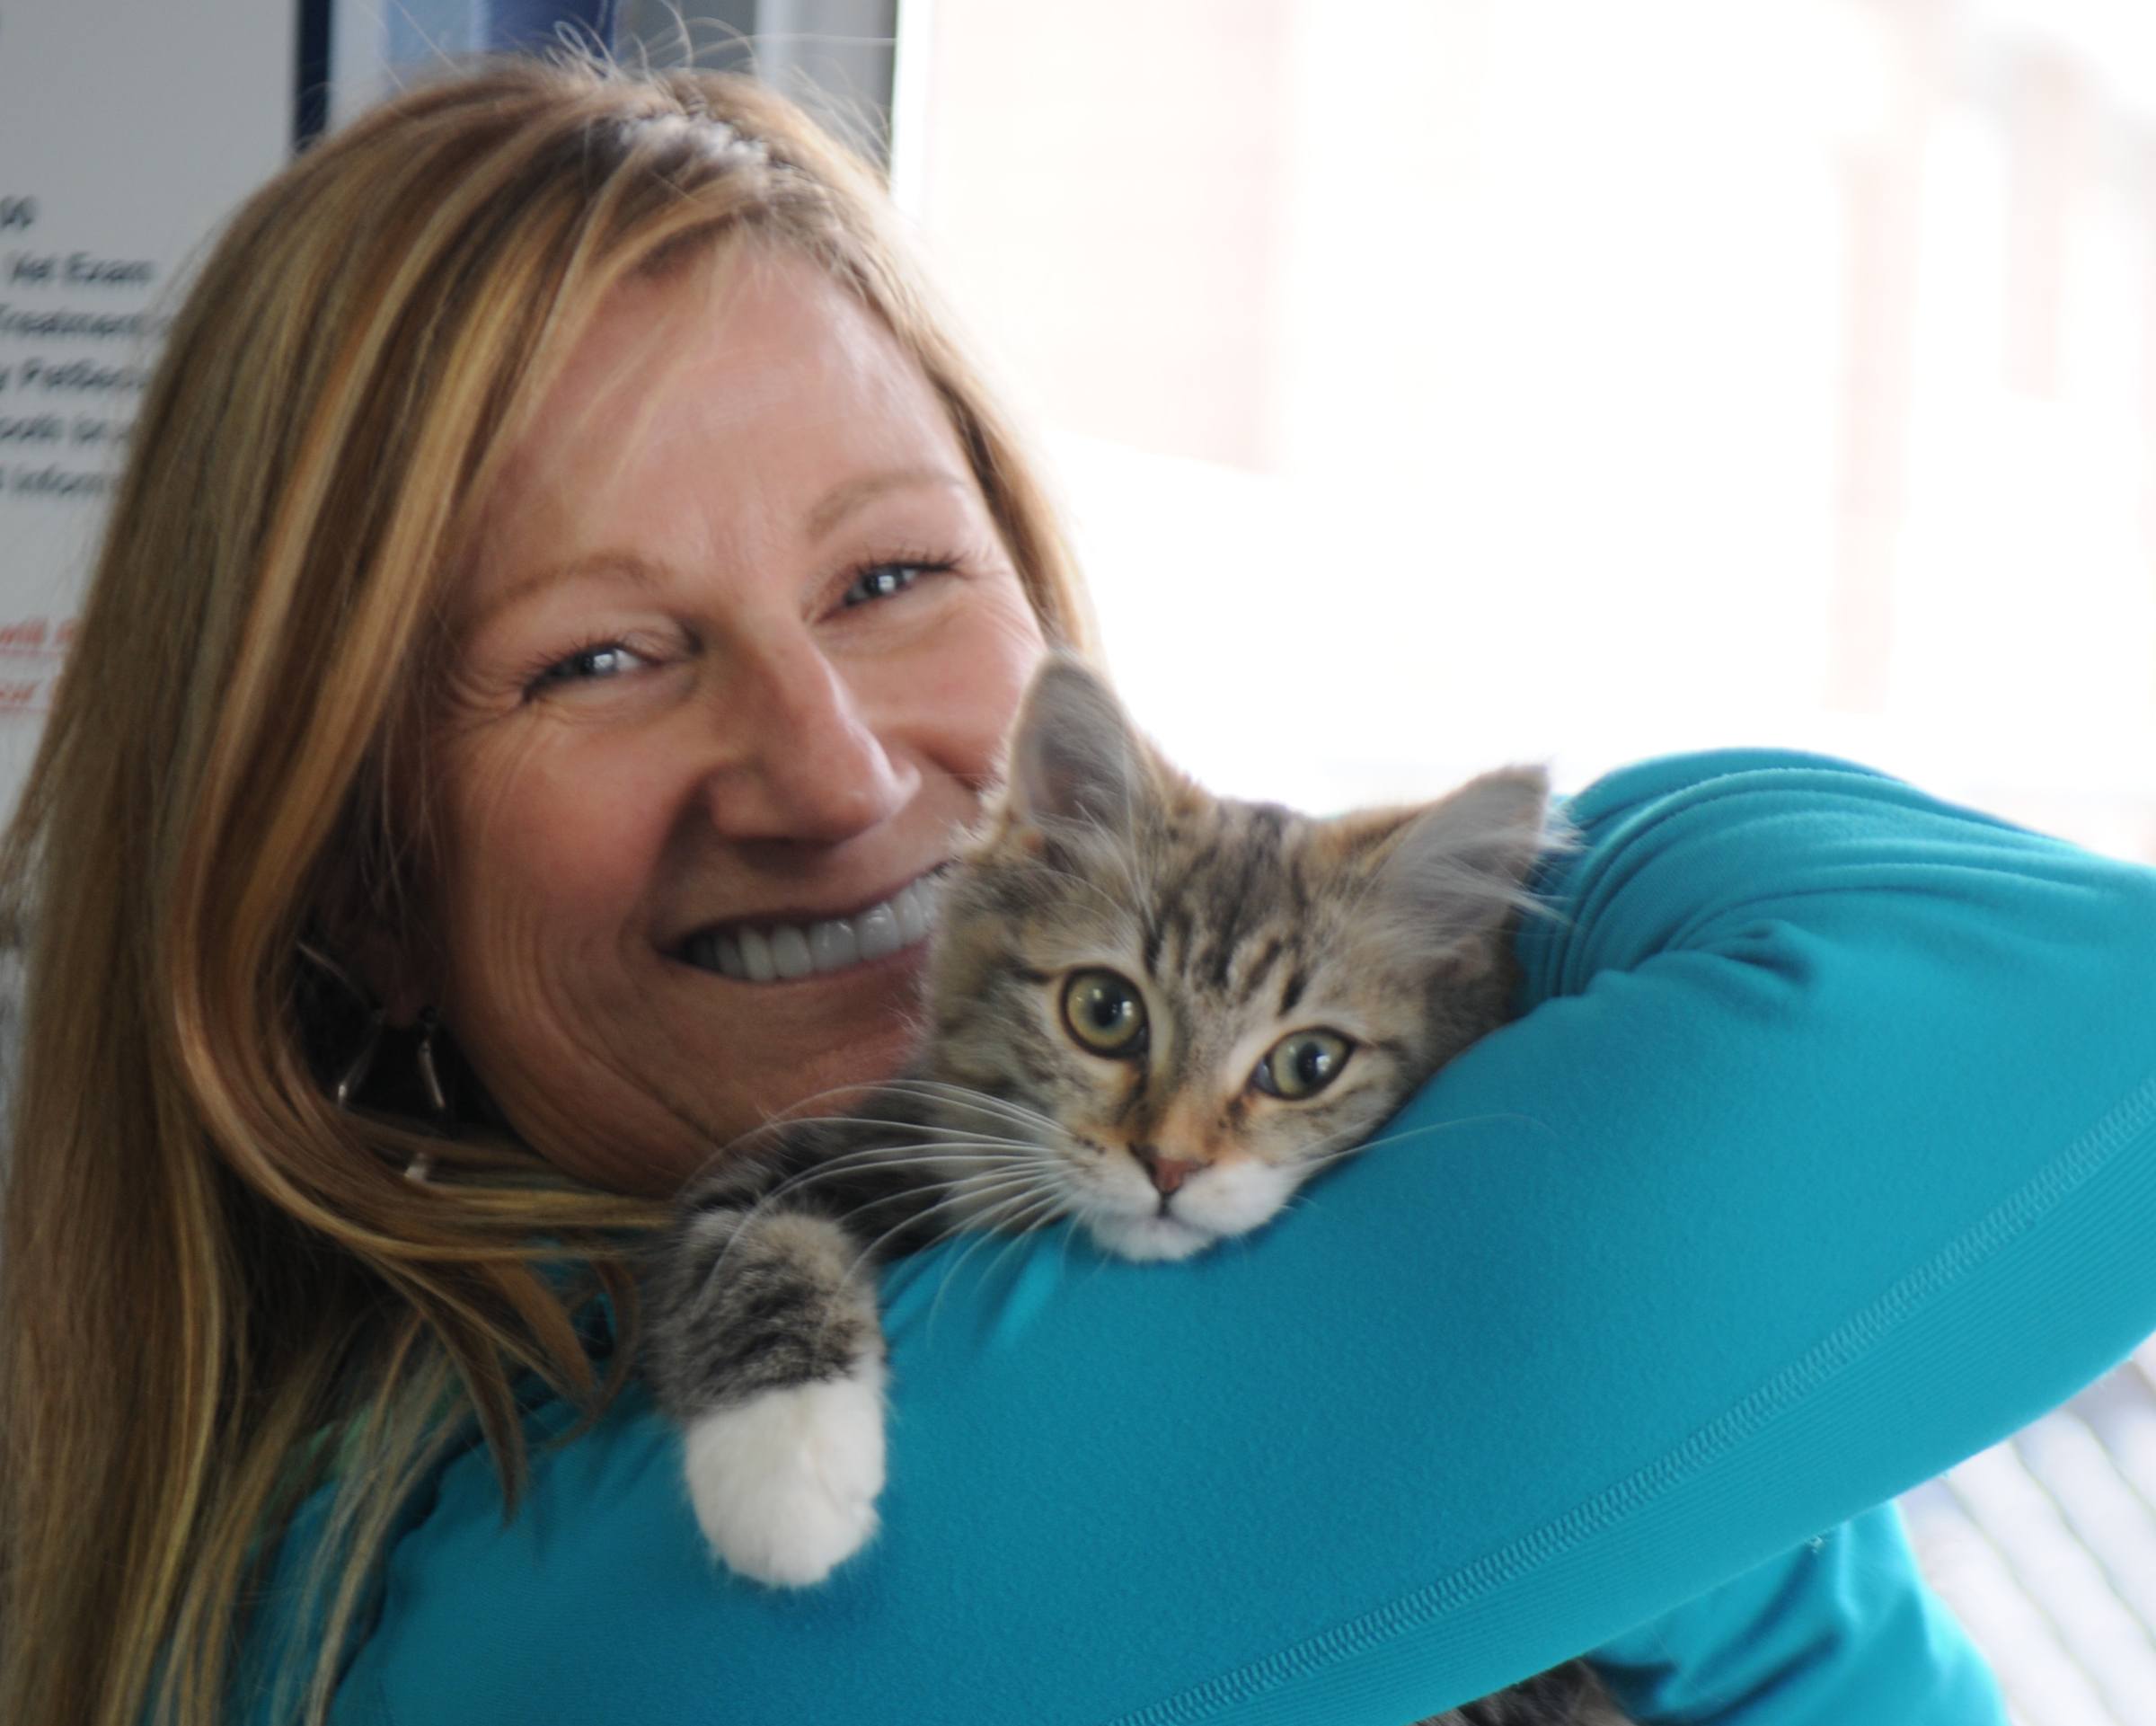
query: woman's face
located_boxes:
[429,246,1047,1195]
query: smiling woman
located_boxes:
[0,55,1084,1726]
[3,43,2148,1726]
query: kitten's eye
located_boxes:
[1253,1030,1352,1100]
[1061,969,1147,1057]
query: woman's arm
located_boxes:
[263,748,2156,1722]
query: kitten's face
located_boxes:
[918,659,1551,1261]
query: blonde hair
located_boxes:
[0,55,1088,1726]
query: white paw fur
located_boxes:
[681,1356,888,1588]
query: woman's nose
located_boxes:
[697,634,920,844]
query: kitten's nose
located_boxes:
[1131,1144,1199,1197]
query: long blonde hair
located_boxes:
[0,55,1087,1726]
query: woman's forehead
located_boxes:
[464,249,976,613]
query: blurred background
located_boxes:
[893,0,2156,863]
[9,2,2156,1719]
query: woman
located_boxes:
[4,54,2149,1726]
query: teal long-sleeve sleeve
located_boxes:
[248,748,2156,1723]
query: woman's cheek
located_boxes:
[917,578,1047,771]
[435,724,638,979]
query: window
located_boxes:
[904,0,2156,863]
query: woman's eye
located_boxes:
[526,641,649,695]
[1061,969,1147,1057]
[839,557,954,609]
[1252,1030,1352,1100]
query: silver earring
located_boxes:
[408,1008,447,1184]
[299,940,450,1183]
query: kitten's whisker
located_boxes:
[1300,1109,1560,1172]
[782,1140,1037,1173]
[924,1186,1067,1333]
[946,1197,1070,1323]
[703,1078,1052,1165]
[841,1161,1047,1228]
[827,1164,1043,1229]
[840,1185,1038,1290]
[1356,1108,1558,1150]
[906,1183,1060,1308]
[739,1078,950,1130]
[684,1141,1053,1289]
[966,1190,1072,1298]
[866,1070,1052,1113]
[788,1138,1047,1173]
[865,1078,1066,1138]
[926,1180,1060,1277]
[691,1136,1048,1216]
[856,1109,1050,1149]
[835,1168,1056,1283]
[714,1111,1002,1144]
[1048,1207,1084,1279]
[823,1156,1060,1268]
[681,1161,946,1267]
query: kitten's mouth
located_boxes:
[1091,1208,1217,1262]
[675,870,946,984]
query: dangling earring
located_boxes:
[408,1008,449,1184]
[298,939,451,1184]
[333,1003,386,1109]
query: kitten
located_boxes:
[646,657,1622,1724]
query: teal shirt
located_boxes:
[247,748,2156,1722]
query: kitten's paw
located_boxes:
[680,1357,888,1589]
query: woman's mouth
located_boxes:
[676,872,941,983]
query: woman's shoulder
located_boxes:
[244,1379,711,1723]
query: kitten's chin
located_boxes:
[1087,1212,1217,1262]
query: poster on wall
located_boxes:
[0,1,622,819]
[0,0,295,806]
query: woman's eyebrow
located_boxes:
[471,469,970,629]
[469,553,666,632]
[805,467,969,542]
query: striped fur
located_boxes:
[1418,1660,1633,1725]
[646,660,1619,1718]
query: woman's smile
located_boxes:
[671,863,950,982]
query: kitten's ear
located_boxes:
[1003,655,1151,835]
[1370,765,1563,960]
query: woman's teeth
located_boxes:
[685,876,939,983]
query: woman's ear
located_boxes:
[346,921,435,1027]
[311,865,439,1028]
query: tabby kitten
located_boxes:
[647,657,1624,1724]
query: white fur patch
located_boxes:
[681,1354,888,1588]
[1176,1159,1301,1238]
[1087,1209,1215,1261]
[1084,1159,1303,1260]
